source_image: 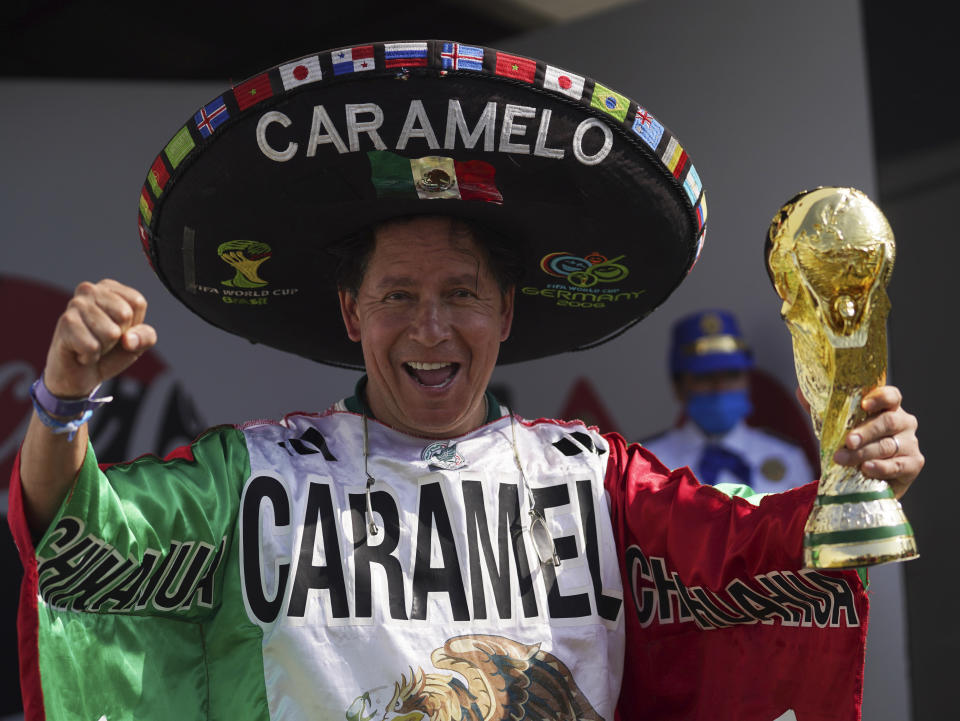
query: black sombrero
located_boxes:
[138,40,708,369]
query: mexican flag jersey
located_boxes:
[8,393,867,721]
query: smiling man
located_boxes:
[12,217,922,721]
[9,41,924,721]
[338,217,514,439]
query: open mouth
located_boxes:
[404,361,460,388]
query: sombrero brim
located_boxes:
[138,40,708,369]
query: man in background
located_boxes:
[644,309,816,493]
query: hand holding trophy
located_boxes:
[766,187,918,568]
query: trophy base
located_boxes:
[803,477,918,569]
[804,533,918,569]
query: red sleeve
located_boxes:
[605,433,867,721]
[7,448,46,721]
[6,438,206,721]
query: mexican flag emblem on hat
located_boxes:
[138,40,708,369]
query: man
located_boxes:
[644,309,816,493]
[13,220,921,721]
[9,41,923,721]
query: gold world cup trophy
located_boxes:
[765,187,918,568]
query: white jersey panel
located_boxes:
[239,409,624,721]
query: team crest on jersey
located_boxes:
[421,440,465,470]
[346,634,604,721]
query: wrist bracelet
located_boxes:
[29,376,114,442]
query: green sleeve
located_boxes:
[712,481,766,506]
[35,425,250,619]
[31,426,256,721]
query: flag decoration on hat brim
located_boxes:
[147,155,170,197]
[684,165,703,207]
[142,40,704,224]
[137,214,155,269]
[495,51,536,83]
[279,56,322,89]
[384,42,428,68]
[692,224,706,266]
[332,45,375,75]
[591,82,630,122]
[696,193,709,231]
[139,187,154,224]
[441,42,483,70]
[632,106,665,152]
[163,126,195,169]
[234,73,274,111]
[662,136,689,180]
[194,96,230,139]
[544,65,586,100]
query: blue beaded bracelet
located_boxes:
[29,376,113,442]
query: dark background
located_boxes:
[1,1,949,163]
[2,1,953,718]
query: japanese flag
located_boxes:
[280,56,322,90]
[544,65,585,100]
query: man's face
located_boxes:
[338,216,514,438]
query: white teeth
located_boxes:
[407,361,452,370]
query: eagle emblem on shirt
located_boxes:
[421,440,466,470]
[346,634,604,721]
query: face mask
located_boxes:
[685,389,752,436]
